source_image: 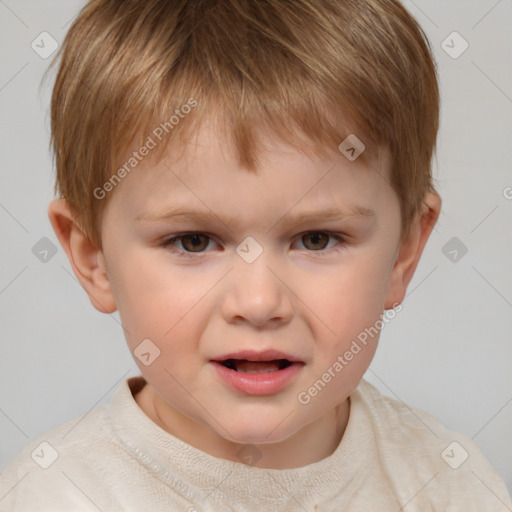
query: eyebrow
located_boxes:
[135,204,375,229]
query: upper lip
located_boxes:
[212,349,303,363]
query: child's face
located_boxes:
[95,121,405,448]
[47,111,441,467]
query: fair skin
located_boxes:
[48,119,441,469]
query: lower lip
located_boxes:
[211,361,304,396]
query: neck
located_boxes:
[136,383,350,469]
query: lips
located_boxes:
[211,349,303,374]
[219,359,292,373]
[211,350,305,395]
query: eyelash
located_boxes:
[160,231,347,257]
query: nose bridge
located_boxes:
[222,241,292,326]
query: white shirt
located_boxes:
[1,375,510,511]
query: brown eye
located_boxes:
[162,233,213,253]
[179,234,210,252]
[301,232,331,250]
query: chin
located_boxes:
[216,417,300,446]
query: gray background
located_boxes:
[1,0,511,498]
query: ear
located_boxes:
[384,190,441,309]
[48,198,117,313]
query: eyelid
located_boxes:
[160,230,349,256]
[293,231,347,251]
[160,232,219,255]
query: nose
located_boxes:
[220,249,293,328]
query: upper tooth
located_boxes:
[239,368,278,373]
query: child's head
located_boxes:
[48,0,440,248]
[47,0,441,459]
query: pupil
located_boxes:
[184,234,207,252]
[304,233,327,250]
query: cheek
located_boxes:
[306,255,391,347]
[112,261,212,386]
[109,253,210,349]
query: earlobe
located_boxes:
[48,199,117,314]
[384,190,441,309]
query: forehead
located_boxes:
[106,119,395,226]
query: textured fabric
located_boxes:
[1,376,510,511]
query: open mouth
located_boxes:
[212,354,304,394]
[218,358,293,373]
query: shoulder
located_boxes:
[0,378,139,512]
[352,378,512,510]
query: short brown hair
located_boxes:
[45,0,440,248]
